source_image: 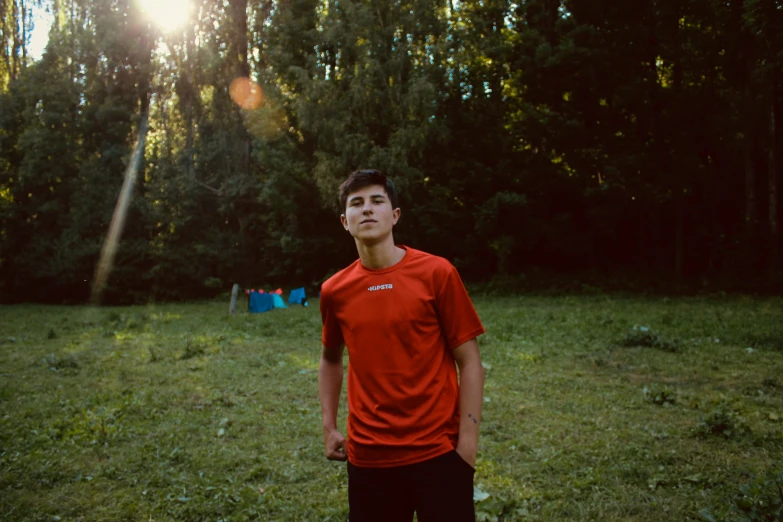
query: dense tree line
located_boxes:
[0,0,781,303]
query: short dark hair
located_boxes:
[338,169,399,211]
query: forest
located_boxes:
[1,0,781,303]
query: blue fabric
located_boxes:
[272,294,287,309]
[249,292,275,313]
[288,287,307,305]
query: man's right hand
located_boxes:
[323,428,348,461]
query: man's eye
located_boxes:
[351,201,361,206]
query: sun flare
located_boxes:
[137,0,191,33]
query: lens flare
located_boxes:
[91,105,150,304]
[230,77,264,110]
[245,102,287,140]
[137,0,191,33]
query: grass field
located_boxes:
[1,295,782,521]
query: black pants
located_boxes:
[347,450,476,522]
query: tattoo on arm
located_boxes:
[467,413,478,424]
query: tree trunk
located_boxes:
[185,18,196,183]
[707,153,719,275]
[769,100,778,269]
[158,91,173,157]
[229,284,239,314]
[20,0,26,63]
[745,135,757,229]
[230,0,250,174]
[675,195,684,280]
[11,0,19,79]
[740,0,757,235]
[672,3,684,280]
[1,11,10,85]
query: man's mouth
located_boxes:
[360,219,377,224]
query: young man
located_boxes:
[318,169,485,522]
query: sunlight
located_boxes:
[137,0,191,33]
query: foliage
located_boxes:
[695,402,752,440]
[733,469,783,522]
[617,325,681,353]
[0,295,782,520]
[0,0,782,302]
[644,385,677,407]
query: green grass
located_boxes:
[1,295,782,521]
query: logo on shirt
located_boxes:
[368,284,393,292]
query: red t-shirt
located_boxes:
[320,246,485,467]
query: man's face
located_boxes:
[341,184,400,244]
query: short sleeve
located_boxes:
[320,286,345,349]
[435,265,485,349]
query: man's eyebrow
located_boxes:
[349,193,386,203]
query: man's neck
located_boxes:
[356,237,405,270]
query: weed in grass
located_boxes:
[179,337,206,360]
[617,325,680,352]
[643,385,677,406]
[43,352,79,372]
[695,402,752,439]
[744,332,783,352]
[125,318,140,329]
[75,406,126,445]
[475,489,526,521]
[731,469,783,521]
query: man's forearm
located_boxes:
[457,360,484,453]
[318,356,343,431]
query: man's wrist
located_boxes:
[455,442,478,467]
[457,439,477,452]
[457,432,478,451]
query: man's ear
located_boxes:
[340,214,349,231]
[393,208,401,226]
